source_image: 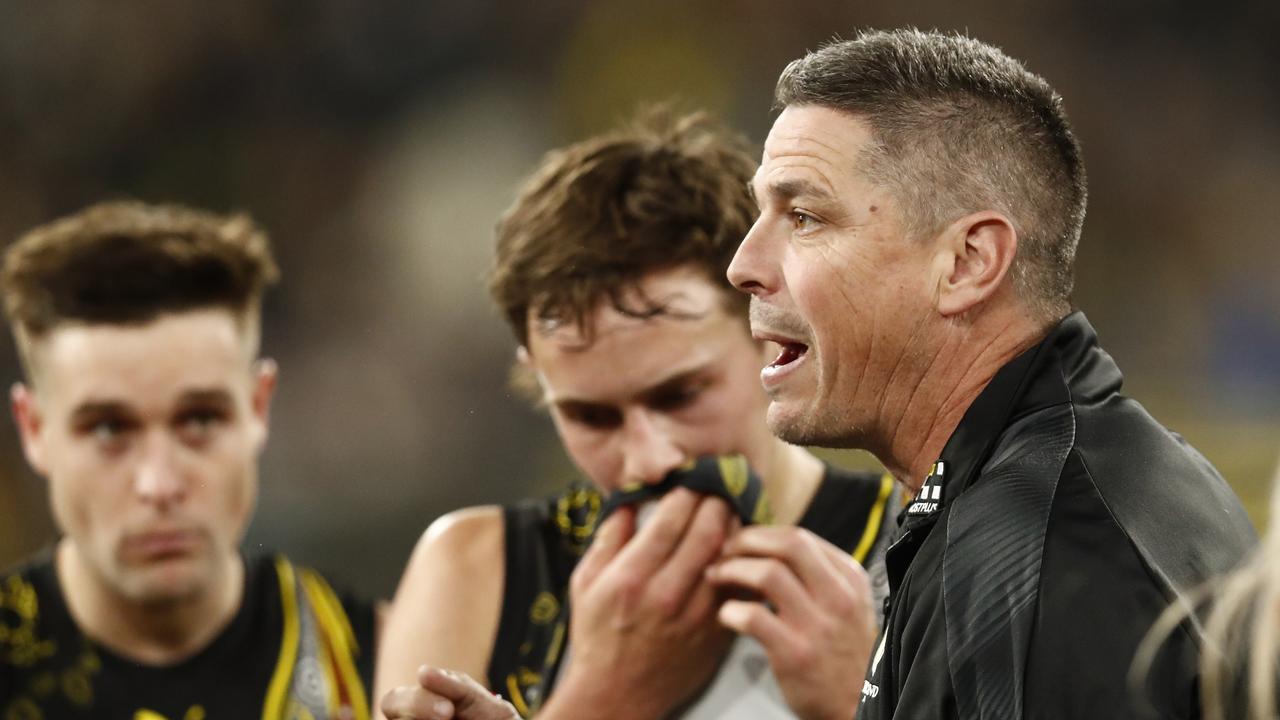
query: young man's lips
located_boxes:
[125,530,199,559]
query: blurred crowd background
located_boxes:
[0,0,1276,598]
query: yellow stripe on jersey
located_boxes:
[506,673,533,717]
[852,474,895,564]
[301,569,371,720]
[263,557,300,720]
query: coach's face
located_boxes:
[728,105,941,448]
[523,266,777,494]
[12,309,275,607]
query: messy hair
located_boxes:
[489,108,758,348]
[2,200,279,375]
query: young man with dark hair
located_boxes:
[0,201,375,719]
[729,29,1255,718]
[377,111,897,720]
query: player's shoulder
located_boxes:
[410,505,506,579]
[1,549,63,633]
[243,551,373,619]
[1,549,76,693]
[1,548,55,583]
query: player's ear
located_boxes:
[12,383,49,476]
[933,211,1018,317]
[249,358,278,448]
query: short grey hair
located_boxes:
[776,29,1087,320]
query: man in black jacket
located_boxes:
[726,29,1256,719]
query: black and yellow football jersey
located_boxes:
[0,552,374,720]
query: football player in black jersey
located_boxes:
[0,202,375,719]
[377,111,892,720]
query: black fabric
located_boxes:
[600,455,770,527]
[856,312,1258,720]
[0,551,376,719]
[489,464,896,717]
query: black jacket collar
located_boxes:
[900,311,1119,530]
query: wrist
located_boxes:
[538,669,654,720]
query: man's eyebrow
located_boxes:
[177,388,235,406]
[550,367,709,409]
[638,367,709,403]
[69,397,138,425]
[764,177,836,205]
[69,400,134,423]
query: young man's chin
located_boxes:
[115,557,215,607]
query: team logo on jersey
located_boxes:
[906,461,946,516]
[861,630,887,702]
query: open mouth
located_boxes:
[769,342,808,369]
[761,340,808,384]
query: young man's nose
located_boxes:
[133,434,186,505]
[619,410,686,487]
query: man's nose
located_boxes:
[133,433,187,506]
[619,409,686,488]
[727,217,775,296]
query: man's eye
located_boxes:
[649,387,700,412]
[93,420,126,444]
[176,410,226,443]
[564,405,622,430]
[791,210,819,232]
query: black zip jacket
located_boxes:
[856,312,1257,720]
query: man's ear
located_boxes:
[934,211,1019,317]
[250,358,279,448]
[12,383,48,476]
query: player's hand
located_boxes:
[707,525,877,720]
[538,488,738,720]
[380,665,520,720]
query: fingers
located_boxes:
[610,487,702,578]
[717,598,805,665]
[417,666,521,720]
[380,684,455,720]
[647,496,735,620]
[573,505,635,591]
[417,665,481,700]
[710,526,874,655]
[706,555,815,622]
[718,526,859,606]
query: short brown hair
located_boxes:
[776,29,1087,320]
[489,109,757,348]
[2,200,279,374]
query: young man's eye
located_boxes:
[78,417,135,452]
[649,386,700,412]
[176,409,227,443]
[562,405,622,430]
[92,419,128,444]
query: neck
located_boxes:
[756,438,825,526]
[874,310,1047,494]
[56,540,244,665]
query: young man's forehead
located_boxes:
[33,309,253,357]
[25,308,256,396]
[533,298,746,355]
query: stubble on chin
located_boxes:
[766,398,869,450]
